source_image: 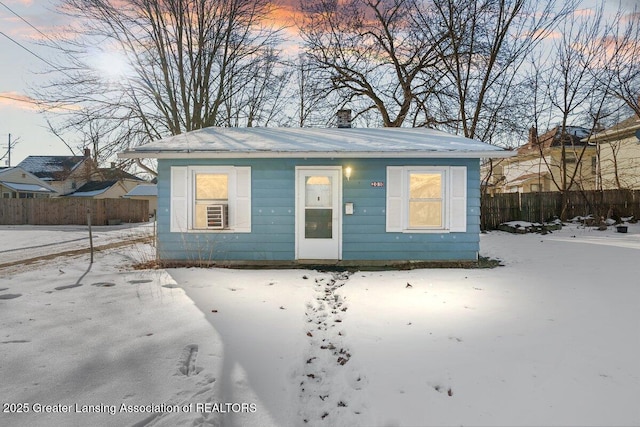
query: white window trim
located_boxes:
[386,166,467,233]
[170,165,251,233]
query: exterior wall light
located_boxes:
[344,166,352,181]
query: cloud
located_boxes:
[0,91,80,112]
[572,8,596,18]
[0,92,41,111]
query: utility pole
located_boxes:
[2,133,19,167]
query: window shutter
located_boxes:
[233,167,252,232]
[386,166,403,232]
[170,166,188,232]
[449,166,467,232]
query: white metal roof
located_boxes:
[0,181,55,193]
[119,127,514,159]
[124,184,157,197]
[67,189,109,197]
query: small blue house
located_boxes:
[120,127,513,265]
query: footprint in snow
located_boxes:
[55,284,83,291]
[92,282,116,287]
[0,293,22,300]
[178,344,200,377]
[128,279,152,284]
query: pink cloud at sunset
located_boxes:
[0,91,80,113]
[0,91,41,111]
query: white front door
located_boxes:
[296,167,341,260]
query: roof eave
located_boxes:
[586,122,640,144]
[118,149,516,160]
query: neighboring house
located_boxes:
[0,166,57,198]
[17,149,95,195]
[65,165,146,199]
[67,180,138,199]
[587,114,640,190]
[119,126,512,265]
[484,126,597,194]
[123,184,158,216]
[90,165,145,191]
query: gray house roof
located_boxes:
[67,180,117,197]
[0,181,56,193]
[18,155,88,181]
[0,166,58,194]
[124,184,157,197]
[119,127,514,159]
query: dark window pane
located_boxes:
[305,208,332,238]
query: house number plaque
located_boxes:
[370,181,384,187]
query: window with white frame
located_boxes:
[194,173,228,229]
[408,171,444,228]
[386,166,467,233]
[170,166,251,233]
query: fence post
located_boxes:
[154,209,159,262]
[87,209,94,264]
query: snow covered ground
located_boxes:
[1,223,639,426]
[0,223,154,266]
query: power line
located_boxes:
[0,1,74,78]
[0,30,61,72]
[0,1,63,49]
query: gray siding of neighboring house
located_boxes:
[156,157,481,262]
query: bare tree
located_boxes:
[223,47,292,127]
[525,3,615,218]
[600,4,640,117]
[36,0,284,167]
[288,54,335,127]
[422,0,577,142]
[298,0,446,127]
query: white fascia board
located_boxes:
[586,123,640,145]
[118,150,516,160]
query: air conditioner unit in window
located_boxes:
[206,204,229,229]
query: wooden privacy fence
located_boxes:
[481,190,640,230]
[0,198,149,225]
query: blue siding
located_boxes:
[157,157,481,262]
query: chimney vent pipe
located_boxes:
[337,109,352,128]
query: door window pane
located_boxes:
[305,176,332,207]
[305,208,332,238]
[304,175,333,238]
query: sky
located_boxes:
[0,0,300,167]
[0,0,69,167]
[0,0,636,167]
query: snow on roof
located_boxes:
[67,189,107,197]
[120,127,514,159]
[124,184,157,197]
[0,181,56,193]
[67,181,116,197]
[18,155,87,180]
[95,168,144,181]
